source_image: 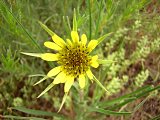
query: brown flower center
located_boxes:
[58,43,91,77]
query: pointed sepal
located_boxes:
[38,21,55,36]
[33,76,49,86]
[58,92,68,112]
[37,82,55,98]
[73,8,77,31]
[93,75,110,93]
[97,32,113,44]
[97,59,116,65]
[21,52,41,57]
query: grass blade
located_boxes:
[88,107,131,116]
[11,107,65,118]
[1,115,46,120]
[151,114,160,120]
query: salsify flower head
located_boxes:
[22,11,111,112]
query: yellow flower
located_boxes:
[22,30,99,92]
[21,11,111,112]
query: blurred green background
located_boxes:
[0,0,160,120]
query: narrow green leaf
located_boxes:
[99,97,136,108]
[2,115,46,120]
[88,0,92,40]
[136,85,160,98]
[110,98,137,110]
[88,107,131,115]
[38,21,55,36]
[73,9,77,31]
[98,85,153,107]
[105,86,160,110]
[93,75,110,93]
[11,107,64,118]
[97,32,113,44]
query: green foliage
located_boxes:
[0,0,160,119]
[151,38,160,52]
[131,36,151,61]
[13,97,23,107]
[106,76,129,96]
[134,69,149,87]
[0,48,19,73]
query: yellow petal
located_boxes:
[92,55,98,61]
[64,76,74,92]
[52,34,66,47]
[53,72,66,84]
[91,61,99,68]
[81,34,87,45]
[91,55,99,68]
[41,53,59,61]
[44,41,62,51]
[22,52,59,61]
[86,69,93,80]
[66,39,72,46]
[60,72,67,83]
[71,31,79,43]
[47,66,61,77]
[87,40,98,52]
[79,74,86,89]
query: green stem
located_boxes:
[88,0,92,40]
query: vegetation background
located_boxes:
[0,0,160,120]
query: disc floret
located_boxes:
[58,43,91,77]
